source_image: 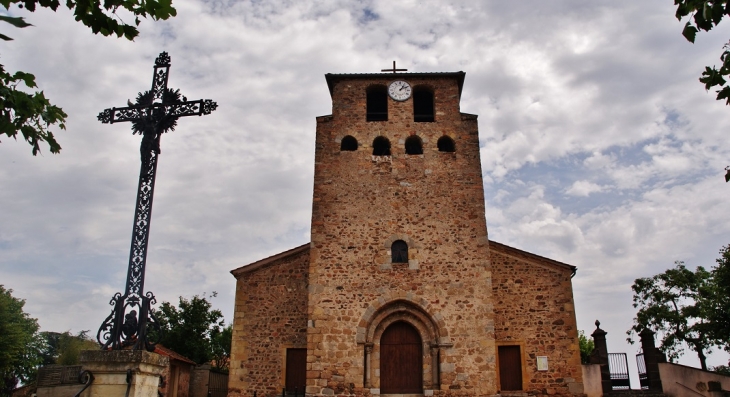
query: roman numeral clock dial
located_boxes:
[388,80,412,101]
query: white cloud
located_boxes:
[566,180,605,197]
[1,0,729,372]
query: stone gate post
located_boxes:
[590,321,612,395]
[639,329,664,392]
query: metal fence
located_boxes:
[636,353,650,390]
[608,353,631,390]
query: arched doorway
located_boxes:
[380,321,423,394]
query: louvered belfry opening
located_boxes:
[413,86,434,122]
[367,85,388,121]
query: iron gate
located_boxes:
[608,353,631,390]
[636,353,650,389]
[208,371,228,397]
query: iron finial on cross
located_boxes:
[381,60,407,73]
[96,52,217,352]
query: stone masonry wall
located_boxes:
[490,242,583,396]
[229,246,310,397]
[307,74,497,397]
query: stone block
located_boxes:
[79,350,168,397]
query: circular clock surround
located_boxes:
[388,80,412,101]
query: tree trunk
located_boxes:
[696,346,707,370]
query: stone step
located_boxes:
[606,391,669,397]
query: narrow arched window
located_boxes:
[391,240,408,263]
[437,136,455,152]
[372,136,391,156]
[413,86,434,122]
[405,135,423,155]
[341,135,358,151]
[367,85,388,121]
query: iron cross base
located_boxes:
[98,291,158,351]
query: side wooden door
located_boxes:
[498,345,523,391]
[285,348,307,393]
[380,322,423,394]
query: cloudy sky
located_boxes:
[2,0,729,380]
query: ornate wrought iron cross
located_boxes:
[96,52,218,351]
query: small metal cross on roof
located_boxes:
[381,60,407,73]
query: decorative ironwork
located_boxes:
[73,370,94,397]
[96,52,217,351]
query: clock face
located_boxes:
[388,80,412,101]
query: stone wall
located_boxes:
[159,361,191,397]
[581,364,602,397]
[658,362,730,397]
[307,74,496,396]
[190,365,210,397]
[229,245,310,397]
[490,241,583,396]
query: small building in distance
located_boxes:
[228,69,583,397]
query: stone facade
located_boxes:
[490,241,582,395]
[229,245,310,396]
[229,72,583,397]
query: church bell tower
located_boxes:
[306,68,498,395]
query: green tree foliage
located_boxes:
[0,0,177,155]
[707,245,730,349]
[672,1,730,181]
[154,293,227,365]
[0,65,66,155]
[210,324,232,373]
[0,285,42,396]
[578,330,595,364]
[675,0,730,102]
[627,262,716,370]
[39,331,97,365]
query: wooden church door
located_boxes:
[285,348,307,393]
[380,322,423,394]
[498,345,523,391]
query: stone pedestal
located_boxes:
[79,350,169,397]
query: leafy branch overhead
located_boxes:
[674,1,730,181]
[0,0,176,41]
[0,65,66,155]
[0,0,176,155]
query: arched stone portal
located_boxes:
[358,299,451,392]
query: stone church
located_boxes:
[228,69,584,397]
